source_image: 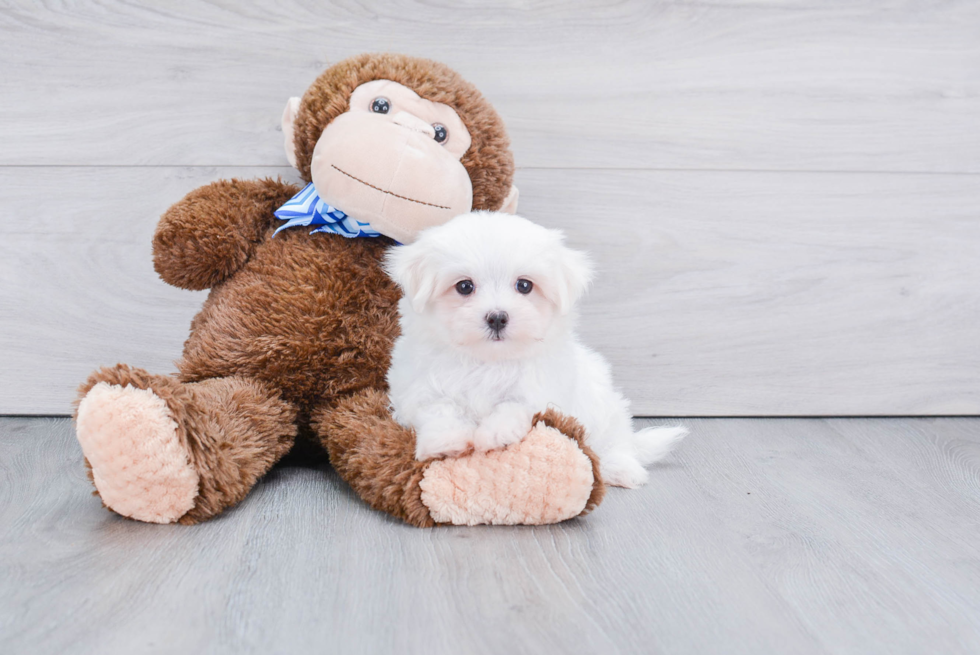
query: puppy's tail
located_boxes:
[633,425,688,465]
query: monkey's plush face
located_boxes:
[285,80,475,244]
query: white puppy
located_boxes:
[384,211,687,488]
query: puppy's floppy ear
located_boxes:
[384,242,438,313]
[552,240,594,315]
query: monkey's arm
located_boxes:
[153,178,300,290]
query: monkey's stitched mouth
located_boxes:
[331,165,451,210]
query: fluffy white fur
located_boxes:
[385,211,687,488]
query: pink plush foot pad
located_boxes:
[76,383,199,524]
[419,422,595,526]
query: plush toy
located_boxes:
[74,53,605,527]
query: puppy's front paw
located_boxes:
[473,403,533,453]
[414,417,475,461]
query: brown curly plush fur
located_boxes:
[156,179,403,411]
[153,178,298,291]
[314,388,434,527]
[75,54,603,525]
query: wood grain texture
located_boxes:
[1,416,979,654]
[0,0,978,172]
[2,0,979,415]
[2,166,978,415]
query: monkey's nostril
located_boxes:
[486,311,509,334]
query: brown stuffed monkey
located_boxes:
[74,53,605,527]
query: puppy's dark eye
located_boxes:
[455,279,475,296]
[371,97,390,114]
[432,123,448,144]
[516,279,533,294]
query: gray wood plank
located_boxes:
[1,0,978,172]
[2,166,978,416]
[2,416,979,654]
[672,417,980,653]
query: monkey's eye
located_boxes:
[455,279,475,296]
[432,124,448,144]
[371,97,390,114]
[516,279,533,295]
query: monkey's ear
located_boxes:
[281,97,301,169]
[500,185,519,214]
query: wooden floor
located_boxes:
[2,416,978,654]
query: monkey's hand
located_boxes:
[152,178,300,290]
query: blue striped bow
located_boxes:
[274,183,382,239]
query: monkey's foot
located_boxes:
[319,392,604,527]
[76,382,199,524]
[419,421,598,526]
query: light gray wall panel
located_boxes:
[0,0,977,172]
[2,166,977,415]
[2,0,978,415]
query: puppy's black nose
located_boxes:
[486,311,509,335]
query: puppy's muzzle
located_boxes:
[486,311,509,340]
